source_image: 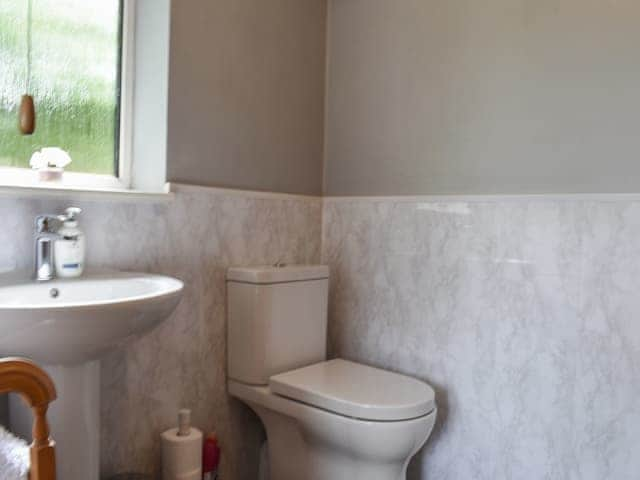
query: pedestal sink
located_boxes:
[0,270,184,480]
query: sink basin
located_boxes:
[0,270,183,365]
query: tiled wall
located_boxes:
[0,185,322,479]
[5,188,640,479]
[322,197,640,480]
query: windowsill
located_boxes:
[0,167,171,201]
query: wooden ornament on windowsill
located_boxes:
[19,94,35,135]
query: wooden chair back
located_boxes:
[0,357,57,480]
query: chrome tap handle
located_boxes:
[34,215,59,234]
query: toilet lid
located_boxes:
[269,359,436,421]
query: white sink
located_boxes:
[0,270,183,365]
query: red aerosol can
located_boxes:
[202,432,220,480]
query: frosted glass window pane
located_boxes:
[0,0,121,175]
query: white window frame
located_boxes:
[0,0,137,193]
[117,0,136,189]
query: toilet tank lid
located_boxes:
[227,265,329,284]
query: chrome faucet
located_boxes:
[34,214,60,281]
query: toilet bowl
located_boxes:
[229,359,436,480]
[226,265,437,480]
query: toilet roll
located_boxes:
[161,414,203,480]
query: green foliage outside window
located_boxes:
[0,0,121,175]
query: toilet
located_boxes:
[226,265,436,480]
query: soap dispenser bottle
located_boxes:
[54,207,85,278]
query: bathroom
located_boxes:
[1,0,640,479]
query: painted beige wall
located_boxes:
[167,0,327,195]
[324,0,640,196]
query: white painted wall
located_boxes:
[325,0,640,195]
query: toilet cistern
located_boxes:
[226,264,436,480]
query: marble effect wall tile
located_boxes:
[99,188,321,479]
[0,186,321,480]
[5,189,640,480]
[322,197,640,480]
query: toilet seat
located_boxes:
[269,359,435,421]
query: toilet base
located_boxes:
[230,381,436,480]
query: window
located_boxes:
[0,0,127,184]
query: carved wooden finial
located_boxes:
[0,357,57,480]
